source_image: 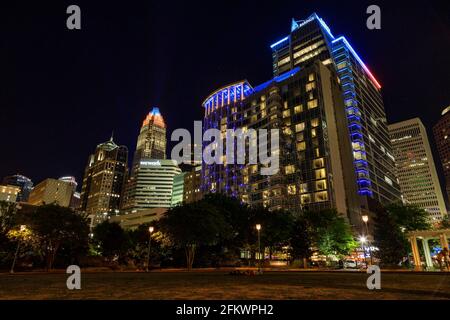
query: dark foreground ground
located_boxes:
[0,270,449,300]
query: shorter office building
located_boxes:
[110,208,167,230]
[121,159,181,213]
[28,178,75,207]
[389,118,447,222]
[2,174,33,202]
[0,185,21,203]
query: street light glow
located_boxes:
[149,226,154,233]
[256,224,261,231]
[359,236,367,244]
[362,215,369,223]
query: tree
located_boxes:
[19,204,90,270]
[305,209,357,261]
[159,201,233,270]
[439,215,450,229]
[385,203,431,231]
[373,203,408,266]
[288,213,312,266]
[93,221,129,261]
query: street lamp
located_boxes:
[361,215,373,265]
[10,225,26,274]
[255,224,262,274]
[146,226,154,272]
[359,235,368,267]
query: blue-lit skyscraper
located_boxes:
[270,13,401,207]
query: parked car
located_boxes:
[344,259,358,269]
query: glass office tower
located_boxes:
[270,13,401,208]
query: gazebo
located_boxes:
[407,229,450,270]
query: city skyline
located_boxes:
[1,1,449,191]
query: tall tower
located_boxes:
[389,118,447,222]
[122,107,181,214]
[433,106,450,206]
[134,107,166,162]
[270,13,401,209]
[79,136,128,226]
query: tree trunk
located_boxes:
[185,244,196,271]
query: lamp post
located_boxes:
[146,226,154,272]
[362,215,373,265]
[256,224,262,274]
[10,225,26,274]
[359,236,368,267]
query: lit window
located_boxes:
[283,127,292,135]
[306,82,316,92]
[300,183,308,193]
[282,110,290,118]
[311,118,319,127]
[311,128,317,138]
[296,132,304,142]
[308,73,315,81]
[296,142,306,151]
[314,191,328,202]
[315,168,326,179]
[294,105,303,114]
[287,184,297,195]
[313,158,324,168]
[301,194,311,204]
[315,180,327,191]
[307,99,318,109]
[295,122,305,132]
[285,165,296,175]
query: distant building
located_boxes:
[79,136,128,226]
[28,178,75,207]
[0,185,21,203]
[389,118,447,222]
[433,106,450,205]
[2,174,33,202]
[171,172,186,207]
[58,176,80,209]
[110,208,167,230]
[122,159,181,213]
[122,108,181,214]
[183,165,202,204]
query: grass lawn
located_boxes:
[0,271,449,300]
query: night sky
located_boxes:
[1,0,450,189]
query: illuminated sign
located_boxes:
[140,160,161,166]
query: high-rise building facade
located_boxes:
[79,137,128,225]
[202,62,362,227]
[28,178,75,207]
[2,174,33,202]
[58,176,81,209]
[0,185,21,203]
[171,172,186,207]
[389,118,447,222]
[122,108,181,213]
[433,106,450,204]
[270,13,401,207]
[183,165,203,204]
[122,159,181,212]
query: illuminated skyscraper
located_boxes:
[389,118,447,222]
[433,106,450,204]
[270,13,401,208]
[122,107,181,214]
[202,61,362,227]
[79,136,128,226]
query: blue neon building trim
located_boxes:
[270,36,289,49]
